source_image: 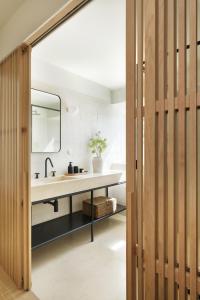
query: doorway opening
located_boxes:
[30,1,126,299]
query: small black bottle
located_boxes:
[68,162,73,174]
[73,166,79,173]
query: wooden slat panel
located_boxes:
[178,0,187,298]
[156,261,200,293]
[144,0,156,298]
[167,0,176,299]
[136,243,200,294]
[136,0,144,298]
[157,0,166,299]
[136,0,199,298]
[188,0,198,299]
[0,47,31,289]
[126,0,137,299]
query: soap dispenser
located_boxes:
[68,162,73,174]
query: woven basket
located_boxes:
[83,196,114,219]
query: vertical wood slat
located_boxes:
[20,46,31,291]
[7,55,11,275]
[144,0,156,298]
[189,0,198,299]
[0,62,3,274]
[157,0,166,299]
[178,0,187,299]
[126,0,137,299]
[167,0,176,299]
[10,55,13,281]
[136,0,144,298]
[0,47,31,290]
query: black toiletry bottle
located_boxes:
[68,162,73,174]
[74,166,79,173]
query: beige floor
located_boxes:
[32,214,126,300]
[0,267,38,300]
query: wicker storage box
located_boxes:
[83,196,114,219]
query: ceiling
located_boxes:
[0,0,24,29]
[32,0,125,90]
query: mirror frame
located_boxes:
[31,88,62,153]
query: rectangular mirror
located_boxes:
[31,89,61,153]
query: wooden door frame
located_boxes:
[24,0,92,46]
[23,0,136,298]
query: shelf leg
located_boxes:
[105,186,109,197]
[69,195,73,228]
[91,190,94,242]
[69,195,72,215]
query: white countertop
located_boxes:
[31,170,125,203]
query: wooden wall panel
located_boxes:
[0,46,31,290]
[128,0,199,298]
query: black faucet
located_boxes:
[45,157,54,178]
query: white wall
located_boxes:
[32,58,111,102]
[111,88,126,104]
[0,0,69,61]
[31,59,126,225]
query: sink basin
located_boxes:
[32,175,77,186]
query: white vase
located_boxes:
[92,157,103,173]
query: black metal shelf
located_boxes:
[32,180,126,249]
[32,204,126,249]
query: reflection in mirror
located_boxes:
[31,89,61,153]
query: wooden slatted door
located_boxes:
[126,0,199,298]
[0,46,31,290]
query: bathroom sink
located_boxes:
[32,175,77,186]
[31,171,123,203]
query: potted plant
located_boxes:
[88,131,107,173]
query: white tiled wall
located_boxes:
[31,59,126,225]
